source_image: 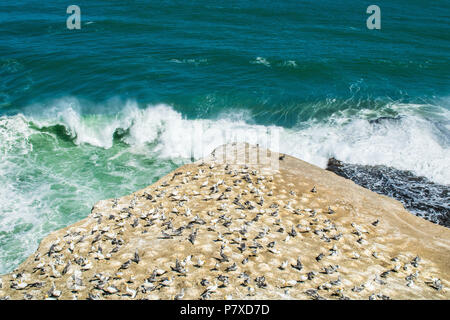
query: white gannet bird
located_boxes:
[279,260,288,270]
[182,255,192,266]
[291,257,303,271]
[160,277,173,287]
[174,288,185,300]
[196,258,205,267]
[125,286,137,299]
[201,180,209,188]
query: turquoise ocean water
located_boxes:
[0,1,449,273]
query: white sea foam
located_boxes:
[0,115,48,273]
[280,113,450,185]
[280,60,298,68]
[170,58,208,66]
[251,58,299,69]
[17,99,449,185]
[251,57,271,67]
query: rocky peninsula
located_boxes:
[0,144,448,300]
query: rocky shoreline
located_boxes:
[326,158,450,227]
[0,144,449,300]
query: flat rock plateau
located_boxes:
[0,144,449,300]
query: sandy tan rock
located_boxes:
[0,143,448,300]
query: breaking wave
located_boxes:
[9,97,448,185]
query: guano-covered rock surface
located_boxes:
[1,144,448,300]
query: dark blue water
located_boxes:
[0,0,449,273]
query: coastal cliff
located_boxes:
[0,144,449,300]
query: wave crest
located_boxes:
[2,98,449,185]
